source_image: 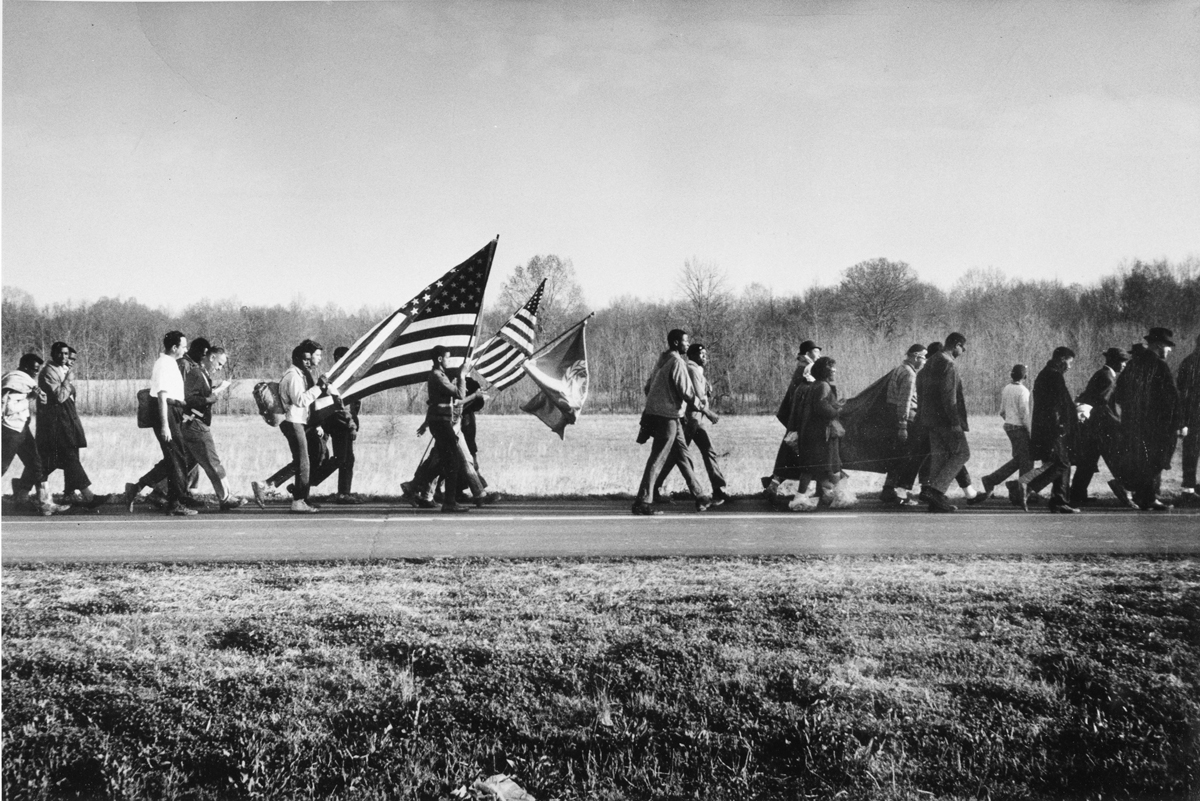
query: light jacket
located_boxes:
[1,370,37,432]
[279,365,323,425]
[643,351,696,419]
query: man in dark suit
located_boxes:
[1069,347,1132,507]
[915,332,970,513]
[1020,347,1080,513]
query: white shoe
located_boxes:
[290,499,318,514]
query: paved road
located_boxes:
[2,497,1198,562]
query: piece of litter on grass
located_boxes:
[472,774,535,800]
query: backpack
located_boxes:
[135,388,154,429]
[253,381,286,427]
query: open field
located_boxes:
[3,556,1198,800]
[21,413,1156,502]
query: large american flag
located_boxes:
[313,239,496,414]
[472,279,545,392]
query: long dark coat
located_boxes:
[35,364,87,474]
[795,381,843,478]
[1110,348,1181,483]
[1031,362,1077,463]
[1074,365,1120,463]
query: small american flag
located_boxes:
[314,239,497,414]
[472,279,545,392]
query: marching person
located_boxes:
[147,331,198,516]
[317,346,363,504]
[1176,332,1200,504]
[403,367,498,508]
[878,343,927,506]
[36,342,108,510]
[3,353,69,516]
[792,356,846,496]
[1111,327,1186,511]
[974,364,1033,503]
[253,339,339,514]
[179,344,243,510]
[632,328,713,515]
[424,345,484,513]
[914,332,971,513]
[127,337,207,510]
[1008,347,1079,513]
[1069,347,1133,507]
[653,342,732,505]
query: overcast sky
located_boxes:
[3,0,1197,313]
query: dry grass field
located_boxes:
[24,413,1147,502]
[3,556,1197,800]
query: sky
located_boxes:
[2,0,1198,314]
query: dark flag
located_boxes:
[520,314,593,438]
[313,239,497,417]
[472,279,545,392]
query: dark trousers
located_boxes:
[1070,422,1120,504]
[144,406,191,503]
[1028,458,1071,505]
[656,421,726,495]
[983,426,1033,490]
[637,416,702,504]
[310,430,355,495]
[1182,426,1199,489]
[281,422,324,501]
[891,429,972,492]
[411,440,485,498]
[2,423,42,487]
[927,426,971,495]
[428,419,466,505]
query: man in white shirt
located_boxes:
[974,364,1034,503]
[130,331,197,516]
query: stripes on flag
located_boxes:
[472,279,545,392]
[313,240,497,416]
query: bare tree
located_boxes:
[838,257,918,339]
[676,257,732,344]
[498,254,588,337]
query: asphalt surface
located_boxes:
[2,495,1198,563]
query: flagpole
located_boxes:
[465,235,500,365]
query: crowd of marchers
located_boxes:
[632,326,1199,515]
[2,326,1199,517]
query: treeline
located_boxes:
[3,257,1198,417]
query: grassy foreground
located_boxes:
[3,556,1198,800]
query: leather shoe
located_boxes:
[695,494,713,512]
[1049,502,1080,514]
[1141,499,1171,511]
[441,503,470,514]
[1006,481,1028,511]
[631,502,663,516]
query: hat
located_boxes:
[1144,327,1176,347]
[1102,347,1129,363]
[798,340,820,356]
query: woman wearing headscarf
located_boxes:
[794,356,845,494]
